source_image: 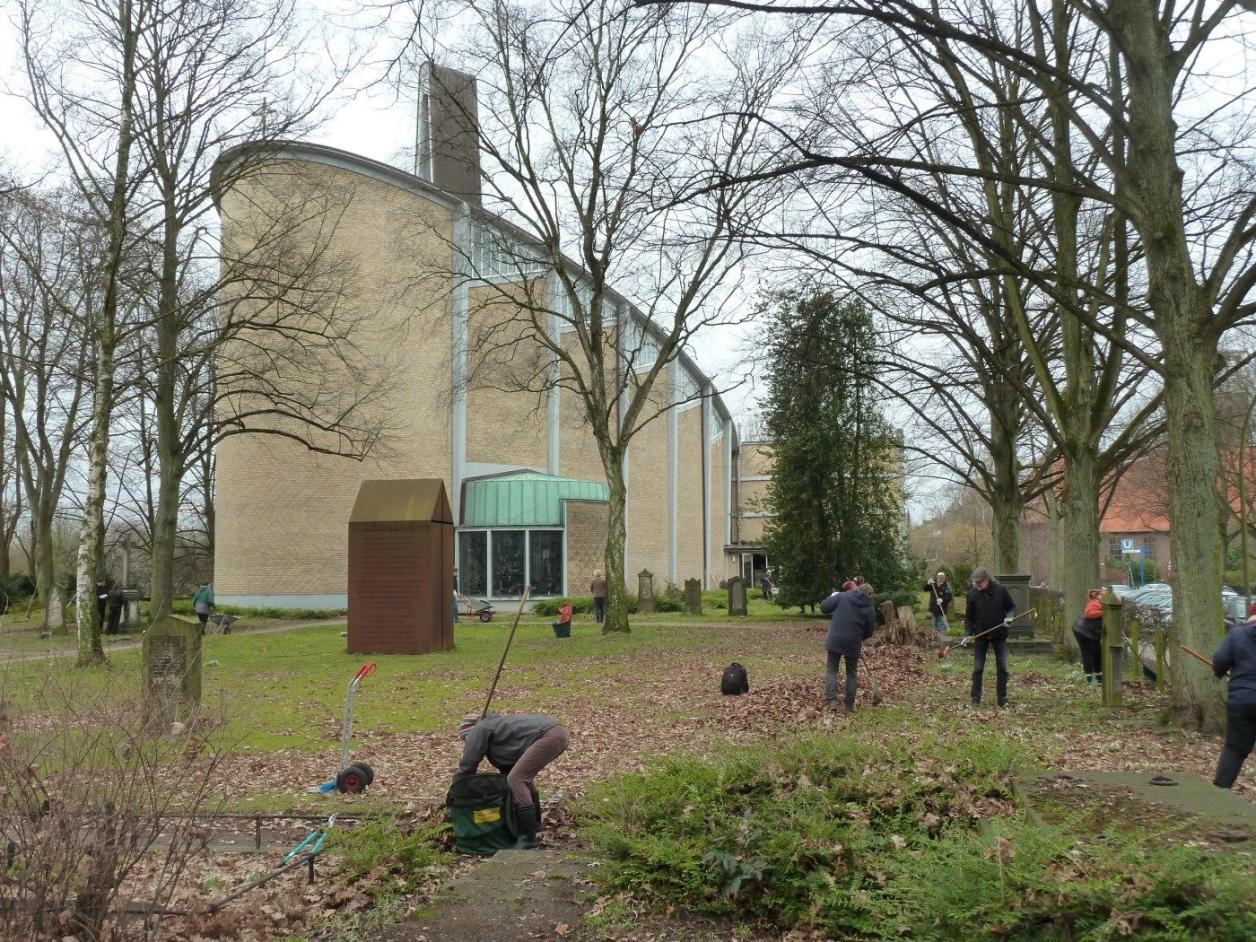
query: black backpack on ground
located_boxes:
[721,662,750,695]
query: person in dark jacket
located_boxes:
[590,570,607,623]
[106,584,125,635]
[1073,589,1105,687]
[1213,618,1256,789]
[455,712,570,848]
[966,567,1016,708]
[819,583,876,713]
[924,571,953,632]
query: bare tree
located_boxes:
[644,0,1256,730]
[389,0,791,631]
[0,186,98,626]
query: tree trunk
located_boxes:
[1060,447,1100,636]
[1111,0,1225,731]
[75,361,112,666]
[149,185,183,622]
[74,0,136,666]
[1164,348,1227,731]
[35,501,57,633]
[990,488,1021,576]
[602,456,630,634]
[148,455,180,621]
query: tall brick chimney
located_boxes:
[415,62,482,207]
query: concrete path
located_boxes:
[381,848,592,942]
[0,618,345,664]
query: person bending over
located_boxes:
[1073,590,1105,688]
[455,712,570,848]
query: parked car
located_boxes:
[1109,584,1139,600]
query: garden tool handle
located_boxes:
[1179,644,1213,669]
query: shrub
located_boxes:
[170,599,346,619]
[328,817,448,897]
[0,573,35,610]
[577,732,1256,939]
[951,562,974,589]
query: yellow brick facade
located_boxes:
[213,144,736,604]
[215,159,455,601]
[626,404,671,584]
[676,408,705,582]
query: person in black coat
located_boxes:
[924,571,954,632]
[1213,617,1256,789]
[965,567,1016,708]
[820,583,876,713]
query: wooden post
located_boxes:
[1154,624,1167,690]
[1128,615,1141,682]
[1101,588,1123,706]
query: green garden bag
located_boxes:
[446,773,517,855]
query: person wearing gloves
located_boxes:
[455,712,570,848]
[1212,616,1256,789]
[924,571,954,632]
[1073,589,1105,687]
[965,567,1016,708]
[819,582,877,714]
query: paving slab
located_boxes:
[1022,770,1256,848]
[381,848,593,942]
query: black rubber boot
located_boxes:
[513,804,541,849]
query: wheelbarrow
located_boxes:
[310,662,377,794]
[457,594,496,622]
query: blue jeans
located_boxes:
[970,635,1009,705]
[594,597,606,623]
[932,612,949,633]
[826,650,858,711]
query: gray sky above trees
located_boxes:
[0,0,766,423]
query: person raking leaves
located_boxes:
[965,567,1016,709]
[1211,612,1256,790]
[454,712,569,849]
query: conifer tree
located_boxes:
[760,291,907,610]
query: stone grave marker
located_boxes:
[46,588,64,629]
[684,578,702,616]
[637,569,655,614]
[143,616,202,727]
[122,589,143,630]
[727,577,747,616]
[996,573,1034,637]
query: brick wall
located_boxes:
[626,396,670,583]
[676,408,705,582]
[465,283,549,469]
[215,160,455,598]
[565,499,609,594]
[709,432,729,581]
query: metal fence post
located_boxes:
[1154,624,1167,690]
[1127,615,1141,682]
[1102,588,1123,706]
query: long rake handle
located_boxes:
[482,585,530,719]
[1179,644,1213,669]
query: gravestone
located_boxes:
[348,479,454,655]
[121,589,143,631]
[142,616,202,727]
[637,569,655,614]
[727,577,747,616]
[684,578,702,616]
[46,588,64,629]
[996,573,1035,638]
